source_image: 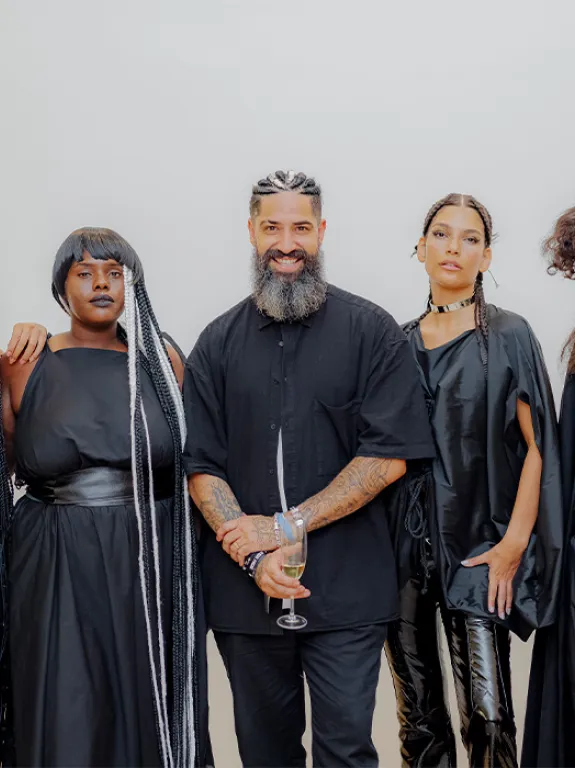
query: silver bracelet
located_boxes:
[273,513,282,547]
[289,506,306,529]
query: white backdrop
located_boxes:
[2,1,575,764]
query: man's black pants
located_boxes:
[214,624,387,768]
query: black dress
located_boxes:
[9,345,204,767]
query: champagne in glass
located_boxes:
[277,516,308,630]
[282,563,305,580]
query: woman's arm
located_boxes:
[166,345,185,390]
[463,398,542,619]
[504,399,542,547]
[1,358,16,472]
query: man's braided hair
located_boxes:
[249,170,322,219]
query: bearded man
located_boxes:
[184,170,435,767]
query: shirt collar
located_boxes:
[256,311,312,330]
[254,295,327,330]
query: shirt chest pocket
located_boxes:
[313,398,362,478]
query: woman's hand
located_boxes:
[4,323,48,365]
[217,515,278,565]
[462,536,527,619]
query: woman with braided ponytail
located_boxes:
[0,228,209,767]
[384,195,562,767]
[522,207,575,768]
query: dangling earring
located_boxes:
[487,269,499,288]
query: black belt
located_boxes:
[26,467,173,506]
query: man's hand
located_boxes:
[254,549,311,600]
[4,323,48,365]
[217,514,277,565]
[462,535,527,620]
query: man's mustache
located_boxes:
[261,248,310,264]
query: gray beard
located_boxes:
[251,248,328,323]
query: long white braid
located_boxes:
[124,267,173,768]
[141,403,174,766]
[149,322,196,766]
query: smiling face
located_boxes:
[417,205,492,295]
[248,191,326,281]
[248,191,328,322]
[63,252,125,327]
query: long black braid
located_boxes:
[406,193,493,375]
[403,288,433,335]
[135,282,200,762]
[474,271,489,375]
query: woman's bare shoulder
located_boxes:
[166,343,185,389]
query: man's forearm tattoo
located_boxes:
[197,477,243,532]
[252,516,275,547]
[299,457,393,532]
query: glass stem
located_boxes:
[289,598,295,618]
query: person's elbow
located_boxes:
[188,469,228,499]
[389,458,407,485]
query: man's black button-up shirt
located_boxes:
[184,285,435,634]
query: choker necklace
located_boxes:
[429,295,475,314]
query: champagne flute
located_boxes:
[277,516,308,630]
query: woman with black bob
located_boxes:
[522,206,575,768]
[385,194,563,767]
[1,228,209,767]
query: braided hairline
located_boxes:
[422,193,493,246]
[249,170,322,219]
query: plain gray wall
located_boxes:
[2,1,574,764]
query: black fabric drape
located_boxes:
[522,373,575,767]
[388,307,563,641]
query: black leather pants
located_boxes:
[385,565,517,767]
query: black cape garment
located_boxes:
[387,305,563,642]
[522,372,575,767]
